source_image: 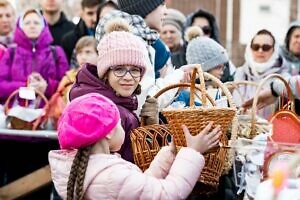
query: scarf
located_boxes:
[243,40,280,80]
[95,10,159,45]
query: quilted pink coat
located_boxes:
[49,146,205,200]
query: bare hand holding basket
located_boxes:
[131,65,238,192]
[182,122,221,154]
[155,65,237,186]
[131,73,217,171]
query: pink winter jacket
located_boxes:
[49,146,205,200]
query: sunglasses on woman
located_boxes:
[250,43,273,52]
[201,26,211,35]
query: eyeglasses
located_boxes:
[201,26,211,35]
[110,66,142,78]
[250,43,273,52]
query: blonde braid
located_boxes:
[75,146,92,200]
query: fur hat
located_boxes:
[58,93,120,149]
[97,18,148,79]
[117,0,164,18]
[186,26,228,72]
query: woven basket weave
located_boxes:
[225,81,272,139]
[131,124,171,171]
[157,66,237,187]
[131,82,216,171]
[131,65,238,192]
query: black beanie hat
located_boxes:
[117,0,164,18]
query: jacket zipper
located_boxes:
[31,43,36,72]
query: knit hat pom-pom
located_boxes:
[105,18,132,34]
[185,26,204,42]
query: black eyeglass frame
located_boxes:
[109,66,143,78]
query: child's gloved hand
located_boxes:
[182,122,221,154]
[140,96,159,125]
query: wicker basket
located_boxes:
[131,82,217,171]
[225,80,272,139]
[131,124,171,171]
[156,65,237,187]
[4,87,49,130]
[252,74,297,142]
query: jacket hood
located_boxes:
[49,150,129,199]
[185,8,220,43]
[281,21,300,62]
[13,17,53,50]
[70,64,138,111]
[280,45,300,63]
[283,20,300,52]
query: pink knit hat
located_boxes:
[97,28,148,79]
[58,93,120,149]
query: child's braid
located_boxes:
[66,150,82,200]
[75,146,92,200]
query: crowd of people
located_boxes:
[0,0,299,199]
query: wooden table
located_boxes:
[0,129,57,200]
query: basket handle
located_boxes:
[4,87,50,130]
[153,64,236,110]
[143,82,216,127]
[203,72,236,109]
[4,88,49,114]
[224,81,259,109]
[153,65,208,105]
[251,74,295,135]
[190,66,207,107]
[153,83,215,105]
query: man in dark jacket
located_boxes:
[40,0,75,46]
[61,0,103,66]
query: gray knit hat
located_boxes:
[186,36,228,72]
[117,0,164,18]
[163,8,186,34]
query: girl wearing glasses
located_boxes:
[234,29,290,118]
[69,19,148,163]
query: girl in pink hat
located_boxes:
[49,93,221,200]
[69,18,154,162]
